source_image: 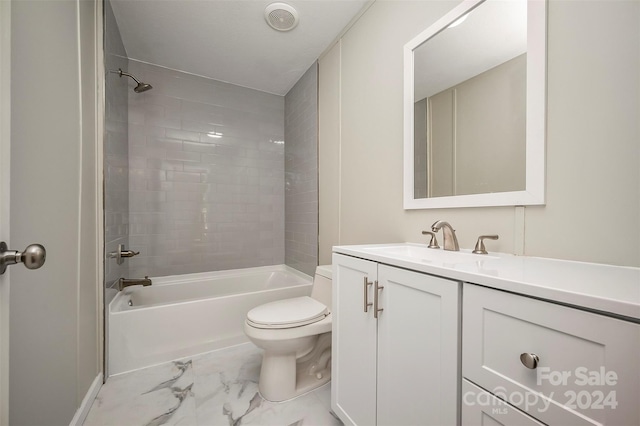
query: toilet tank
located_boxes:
[311,265,332,311]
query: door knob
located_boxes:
[0,241,46,275]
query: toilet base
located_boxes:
[258,332,332,402]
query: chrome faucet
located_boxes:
[118,276,152,291]
[431,220,460,251]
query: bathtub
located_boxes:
[108,265,312,375]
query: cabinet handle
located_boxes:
[363,277,373,312]
[520,353,540,369]
[374,280,384,319]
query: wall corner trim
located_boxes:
[69,373,102,426]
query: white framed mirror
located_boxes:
[403,0,546,209]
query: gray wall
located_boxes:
[126,61,285,277]
[285,63,319,276]
[318,0,640,267]
[104,0,129,292]
[10,0,99,424]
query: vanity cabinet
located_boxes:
[462,284,640,426]
[332,253,460,426]
[332,242,640,426]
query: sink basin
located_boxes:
[362,244,498,264]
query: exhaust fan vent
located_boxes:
[264,3,299,32]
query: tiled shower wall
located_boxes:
[104,0,129,294]
[126,61,285,277]
[284,64,319,276]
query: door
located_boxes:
[0,2,101,424]
[332,253,378,426]
[376,265,460,426]
[0,1,11,422]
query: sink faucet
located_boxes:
[118,276,152,291]
[431,220,460,251]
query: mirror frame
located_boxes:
[403,0,546,209]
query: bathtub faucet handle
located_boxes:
[108,244,140,265]
[121,249,140,258]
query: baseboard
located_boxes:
[69,373,102,426]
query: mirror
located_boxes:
[404,0,546,209]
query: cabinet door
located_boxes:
[461,380,545,426]
[376,265,461,426]
[463,284,640,426]
[332,254,378,426]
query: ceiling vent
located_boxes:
[264,3,299,32]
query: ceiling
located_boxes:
[110,0,371,95]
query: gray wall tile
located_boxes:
[126,61,285,277]
[284,63,319,276]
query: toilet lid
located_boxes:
[247,296,329,329]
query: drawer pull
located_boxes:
[520,353,540,369]
[374,280,384,319]
[363,277,373,313]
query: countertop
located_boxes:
[333,243,640,321]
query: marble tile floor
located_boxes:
[84,343,342,426]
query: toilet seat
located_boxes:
[247,296,329,329]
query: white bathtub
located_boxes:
[108,265,312,375]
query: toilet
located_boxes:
[244,265,332,402]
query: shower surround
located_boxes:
[103,4,319,281]
[104,0,130,294]
[126,61,286,277]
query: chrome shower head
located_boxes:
[116,68,153,93]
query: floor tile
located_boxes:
[84,344,341,426]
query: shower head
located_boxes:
[134,82,153,93]
[116,68,153,93]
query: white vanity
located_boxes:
[331,243,640,426]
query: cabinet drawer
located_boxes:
[462,379,544,426]
[463,284,640,426]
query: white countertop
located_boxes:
[333,243,640,321]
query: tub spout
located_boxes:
[118,276,152,291]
